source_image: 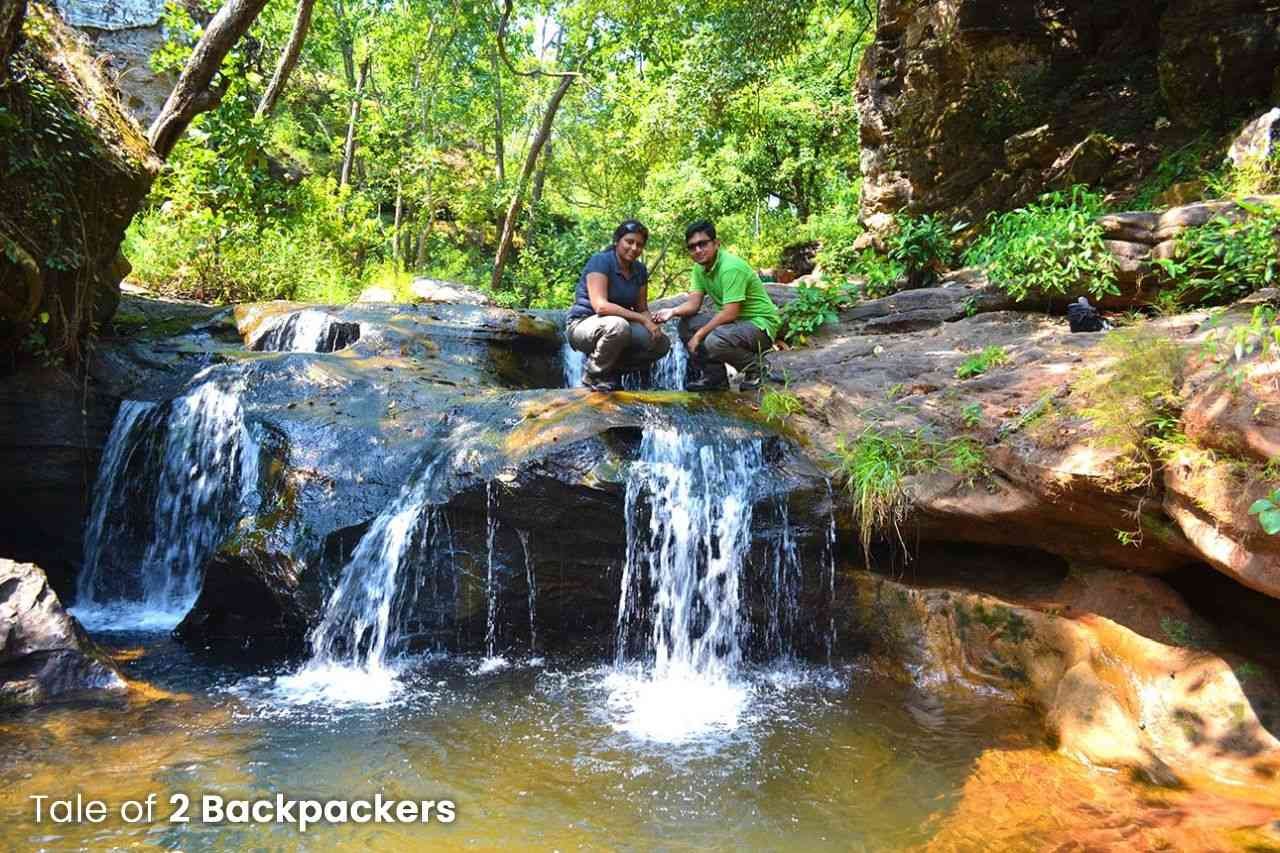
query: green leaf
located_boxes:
[1259,508,1280,535]
[1248,498,1273,516]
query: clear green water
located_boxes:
[0,633,1042,851]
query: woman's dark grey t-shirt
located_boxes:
[567,248,649,321]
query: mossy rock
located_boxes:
[0,3,159,363]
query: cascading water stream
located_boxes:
[562,320,686,390]
[518,529,538,656]
[281,459,446,701]
[608,427,764,740]
[481,482,506,669]
[253,309,360,353]
[75,377,261,630]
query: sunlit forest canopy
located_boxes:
[126,0,874,307]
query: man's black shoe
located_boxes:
[584,374,623,392]
[686,375,729,392]
[738,373,763,391]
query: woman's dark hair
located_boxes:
[613,219,650,244]
[684,219,716,243]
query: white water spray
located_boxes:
[75,379,260,630]
[609,427,763,740]
[253,310,359,352]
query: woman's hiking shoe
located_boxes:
[584,374,624,392]
[686,375,730,391]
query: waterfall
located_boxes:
[562,320,686,390]
[518,530,538,655]
[649,322,687,391]
[608,427,764,740]
[305,463,441,669]
[75,378,260,630]
[253,310,360,353]
[482,482,504,664]
[617,428,761,679]
[764,496,803,660]
[279,457,457,701]
[562,335,585,388]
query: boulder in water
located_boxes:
[0,559,125,706]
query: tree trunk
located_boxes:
[529,135,551,211]
[0,0,25,82]
[338,54,371,188]
[490,73,574,291]
[148,0,272,159]
[392,182,403,262]
[492,45,505,183]
[256,0,314,118]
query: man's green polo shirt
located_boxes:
[691,249,781,339]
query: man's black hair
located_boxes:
[613,219,650,244]
[684,220,716,244]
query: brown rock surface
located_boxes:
[842,568,1280,789]
[774,302,1202,572]
[779,286,1280,597]
[856,0,1280,227]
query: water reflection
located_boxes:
[0,634,1051,851]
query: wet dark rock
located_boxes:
[177,385,835,655]
[0,559,124,706]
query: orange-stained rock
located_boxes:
[921,748,1280,852]
[842,568,1280,790]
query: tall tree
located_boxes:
[256,0,316,118]
[339,54,371,187]
[490,72,574,290]
[148,0,273,159]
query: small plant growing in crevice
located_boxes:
[1076,326,1186,490]
[955,346,1009,379]
[833,426,988,561]
[760,387,804,424]
[960,402,983,429]
[1248,488,1280,535]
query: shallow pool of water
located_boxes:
[0,632,1044,851]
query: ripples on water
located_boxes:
[0,634,1044,851]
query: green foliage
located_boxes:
[1248,488,1280,535]
[960,402,983,429]
[1153,201,1280,306]
[1159,616,1203,648]
[954,346,1009,379]
[963,186,1118,301]
[760,387,804,424]
[121,0,869,308]
[1207,146,1280,199]
[833,426,986,560]
[887,214,956,288]
[1077,326,1186,489]
[1129,135,1216,210]
[126,176,386,303]
[778,281,856,345]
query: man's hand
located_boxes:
[686,333,703,356]
[651,308,673,324]
[642,317,663,338]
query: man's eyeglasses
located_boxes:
[686,238,713,252]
